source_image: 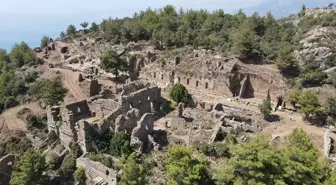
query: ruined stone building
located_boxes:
[139,51,287,103]
[47,79,161,153]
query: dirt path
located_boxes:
[263,111,335,152]
[0,102,45,137]
[52,68,87,101]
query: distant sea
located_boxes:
[0,11,129,52]
[0,14,99,51]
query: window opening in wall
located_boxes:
[205,82,208,89]
[154,72,156,78]
[187,79,190,85]
[196,80,199,87]
[161,74,164,80]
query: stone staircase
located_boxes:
[87,167,108,185]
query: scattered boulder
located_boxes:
[78,73,85,82]
[213,103,223,111]
[66,55,80,64]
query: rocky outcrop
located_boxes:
[294,26,336,69]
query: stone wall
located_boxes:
[89,99,119,120]
[64,100,92,123]
[77,120,92,153]
[47,106,61,134]
[121,80,150,96]
[76,157,117,185]
[47,100,93,147]
[141,56,286,102]
[120,86,161,117]
[99,85,161,132]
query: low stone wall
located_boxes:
[76,157,117,185]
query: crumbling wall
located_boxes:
[47,106,61,134]
[120,86,161,117]
[89,99,119,120]
[141,68,173,86]
[115,108,140,135]
[77,120,93,153]
[64,100,92,123]
[100,107,125,132]
[89,79,101,97]
[49,100,92,147]
[121,80,150,96]
[76,157,117,185]
[131,113,155,153]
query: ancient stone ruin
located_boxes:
[47,80,161,153]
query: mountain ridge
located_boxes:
[242,0,333,18]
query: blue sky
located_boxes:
[0,0,264,50]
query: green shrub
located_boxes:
[69,142,83,158]
[26,114,46,130]
[287,89,301,106]
[215,143,230,157]
[199,142,215,156]
[169,84,190,105]
[87,153,113,168]
[301,71,328,87]
[28,77,67,105]
[74,166,86,183]
[25,71,38,83]
[4,96,19,109]
[259,99,272,118]
[40,36,50,48]
[109,132,132,157]
[58,155,76,179]
[298,90,322,118]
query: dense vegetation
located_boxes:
[214,129,330,185]
[28,77,68,106]
[8,128,336,185]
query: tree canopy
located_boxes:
[28,77,67,106]
[166,146,208,185]
[215,129,329,185]
[10,149,48,185]
[119,153,147,185]
[66,24,77,37]
[169,84,190,105]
